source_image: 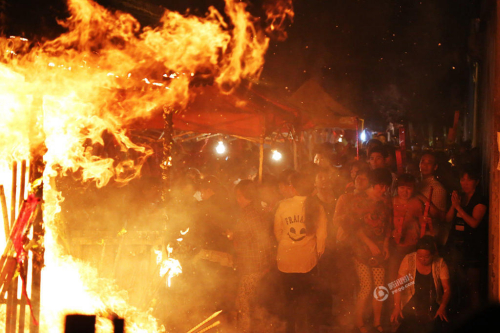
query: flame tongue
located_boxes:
[1,0,270,187]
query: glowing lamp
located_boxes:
[360,130,367,142]
[215,141,226,154]
[272,150,282,161]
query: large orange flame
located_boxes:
[1,0,271,188]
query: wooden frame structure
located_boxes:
[1,158,44,333]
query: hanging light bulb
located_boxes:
[272,150,282,161]
[215,141,226,154]
[360,130,367,142]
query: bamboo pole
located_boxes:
[258,136,264,183]
[6,161,17,333]
[0,186,9,241]
[186,310,222,333]
[18,160,27,333]
[18,160,26,208]
[10,161,17,229]
[293,133,299,170]
[29,94,45,333]
[196,321,220,333]
[29,155,44,333]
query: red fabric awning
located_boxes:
[288,79,361,130]
[132,85,298,138]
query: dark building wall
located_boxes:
[475,0,500,301]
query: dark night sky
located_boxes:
[1,0,480,131]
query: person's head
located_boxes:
[235,179,258,208]
[405,159,420,179]
[242,166,258,181]
[354,168,370,193]
[459,164,481,195]
[259,174,280,203]
[315,168,333,192]
[377,133,387,144]
[384,144,397,171]
[419,152,438,177]
[416,236,437,266]
[292,172,321,236]
[314,152,332,169]
[396,173,416,201]
[278,169,298,199]
[368,146,388,170]
[366,138,383,152]
[350,160,367,181]
[290,172,315,197]
[367,168,392,198]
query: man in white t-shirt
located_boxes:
[274,172,327,333]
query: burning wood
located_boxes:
[0,186,10,241]
[194,321,220,333]
[0,192,41,326]
[186,310,222,333]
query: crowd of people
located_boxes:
[167,137,488,333]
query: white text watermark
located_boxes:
[373,274,414,301]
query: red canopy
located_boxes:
[288,79,362,130]
[134,85,299,138]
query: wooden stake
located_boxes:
[18,160,27,333]
[186,310,222,333]
[10,161,17,229]
[18,160,26,208]
[29,94,45,333]
[293,137,298,171]
[30,155,44,333]
[259,136,264,183]
[0,186,10,241]
[196,321,220,333]
[6,161,17,333]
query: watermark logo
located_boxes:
[374,274,414,301]
[373,286,389,301]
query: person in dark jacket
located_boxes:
[231,180,273,332]
[444,164,488,312]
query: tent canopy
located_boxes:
[288,79,361,129]
[133,79,362,137]
[134,85,299,138]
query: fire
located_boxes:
[155,244,182,288]
[264,0,294,41]
[0,0,294,331]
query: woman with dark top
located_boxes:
[337,168,392,333]
[314,168,338,326]
[232,180,273,332]
[391,236,451,333]
[444,164,488,310]
[331,167,371,327]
